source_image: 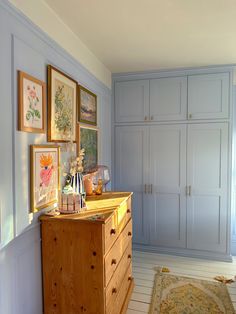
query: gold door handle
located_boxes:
[189,185,192,196]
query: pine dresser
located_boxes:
[40,192,134,314]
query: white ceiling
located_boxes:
[44,0,236,73]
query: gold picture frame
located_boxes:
[77,125,98,173]
[30,144,60,213]
[47,65,77,142]
[18,71,46,133]
[78,85,97,126]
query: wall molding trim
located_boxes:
[1,0,111,92]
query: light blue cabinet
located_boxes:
[115,123,229,256]
[113,68,232,260]
[115,72,230,123]
[150,76,187,121]
[186,123,228,253]
[149,124,187,248]
[188,73,229,120]
[115,125,149,244]
[114,80,149,122]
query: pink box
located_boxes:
[67,194,74,205]
[68,203,74,211]
[74,194,81,205]
[62,194,68,205]
[62,204,68,211]
[75,202,81,211]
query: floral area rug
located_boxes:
[149,267,235,314]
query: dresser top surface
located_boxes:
[39,192,132,223]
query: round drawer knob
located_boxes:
[127,209,131,214]
[128,276,132,281]
[128,254,132,259]
[128,231,132,236]
[111,259,117,265]
[112,288,117,294]
[110,229,116,235]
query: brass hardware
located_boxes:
[186,185,192,196]
[112,288,117,294]
[111,259,117,265]
[110,229,116,235]
[189,185,192,196]
[128,254,132,259]
[128,231,132,236]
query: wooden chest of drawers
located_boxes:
[40,192,134,314]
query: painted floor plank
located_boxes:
[126,250,236,313]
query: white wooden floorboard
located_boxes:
[126,250,236,313]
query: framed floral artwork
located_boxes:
[48,65,77,142]
[78,125,98,173]
[30,145,60,212]
[18,71,46,133]
[78,85,97,126]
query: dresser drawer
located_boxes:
[106,247,132,309]
[117,197,132,233]
[106,263,133,314]
[105,227,132,286]
[104,212,117,253]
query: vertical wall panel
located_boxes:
[0,2,111,314]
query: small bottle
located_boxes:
[95,179,103,195]
[84,177,93,196]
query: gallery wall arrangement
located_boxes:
[0,3,111,313]
[18,64,99,214]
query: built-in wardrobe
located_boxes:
[113,68,233,261]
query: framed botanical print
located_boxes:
[18,71,46,133]
[30,145,60,212]
[48,65,77,142]
[78,85,97,126]
[78,125,98,173]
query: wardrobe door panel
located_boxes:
[187,123,228,253]
[114,80,149,122]
[149,125,187,248]
[188,73,229,120]
[115,126,149,244]
[150,76,187,121]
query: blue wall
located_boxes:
[0,1,111,313]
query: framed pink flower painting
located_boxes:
[18,71,46,133]
[30,145,60,212]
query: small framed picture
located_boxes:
[77,125,98,173]
[78,85,97,126]
[18,71,46,133]
[48,65,77,142]
[30,145,60,212]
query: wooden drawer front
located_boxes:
[106,263,133,314]
[104,212,117,253]
[106,245,132,309]
[105,236,132,287]
[117,197,132,231]
[104,210,132,254]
